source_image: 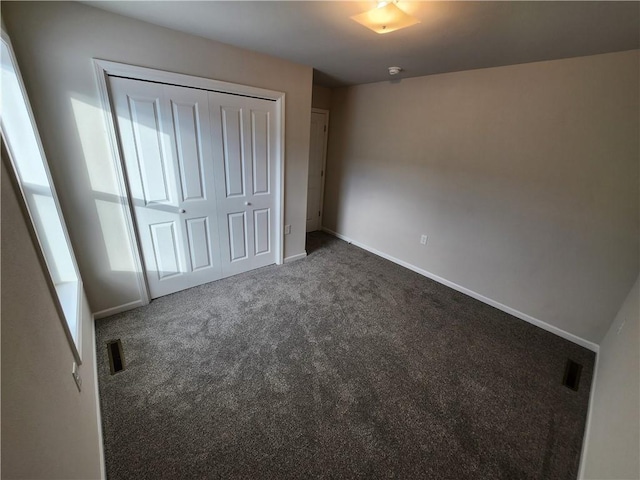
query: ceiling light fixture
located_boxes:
[351,2,420,35]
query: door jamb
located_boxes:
[310,108,329,232]
[93,59,286,306]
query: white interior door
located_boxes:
[110,77,277,299]
[209,93,277,276]
[306,110,328,232]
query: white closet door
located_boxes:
[306,111,327,232]
[110,77,223,298]
[209,93,277,276]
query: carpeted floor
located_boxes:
[96,232,595,480]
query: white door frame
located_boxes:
[93,59,286,306]
[310,108,330,231]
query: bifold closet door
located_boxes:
[209,93,277,277]
[109,77,223,298]
[109,76,278,299]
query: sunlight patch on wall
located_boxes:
[70,96,120,196]
[95,198,137,273]
[70,95,139,274]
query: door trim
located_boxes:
[310,108,330,231]
[93,59,286,307]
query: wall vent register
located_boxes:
[107,339,126,375]
[562,359,583,391]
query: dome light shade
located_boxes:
[351,3,420,34]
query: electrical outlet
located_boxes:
[284,224,291,235]
[72,362,82,392]
[420,234,428,245]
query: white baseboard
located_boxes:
[577,351,600,479]
[91,314,107,480]
[322,227,599,352]
[284,251,307,263]
[93,299,144,320]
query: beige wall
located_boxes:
[581,275,640,479]
[312,84,332,110]
[324,50,639,344]
[1,160,103,479]
[1,1,312,314]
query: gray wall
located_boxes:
[324,50,639,344]
[581,275,640,479]
[312,85,332,110]
[1,160,103,479]
[2,1,313,314]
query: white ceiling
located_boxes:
[86,1,640,87]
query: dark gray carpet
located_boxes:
[96,232,595,480]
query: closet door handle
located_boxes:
[244,202,251,206]
[179,209,186,213]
